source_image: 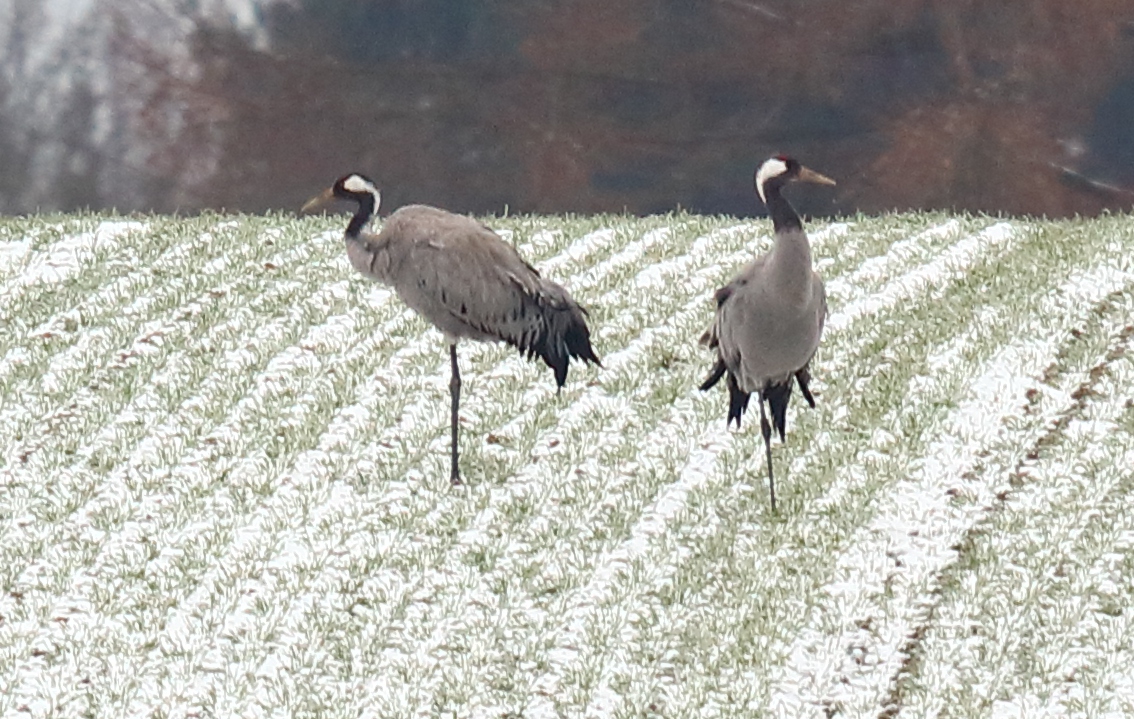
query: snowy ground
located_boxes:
[1,209,1132,718]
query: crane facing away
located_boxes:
[700,155,836,511]
[304,174,601,485]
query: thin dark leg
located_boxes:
[758,396,776,512]
[449,343,461,485]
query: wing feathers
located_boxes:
[389,207,600,386]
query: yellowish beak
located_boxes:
[798,166,837,186]
[301,187,336,214]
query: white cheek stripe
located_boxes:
[756,158,788,204]
[343,175,375,195]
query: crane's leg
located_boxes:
[758,396,776,512]
[449,343,461,485]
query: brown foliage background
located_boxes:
[11,0,1134,217]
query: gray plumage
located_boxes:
[305,174,600,484]
[700,155,835,511]
[348,204,597,384]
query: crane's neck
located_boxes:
[346,190,379,238]
[760,177,803,234]
[763,183,814,304]
[767,229,814,306]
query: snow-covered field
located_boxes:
[1,209,1132,718]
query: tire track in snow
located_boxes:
[563,221,1130,717]
[765,259,1134,718]
[2,209,1124,712]
[515,221,1014,716]
[894,321,1134,719]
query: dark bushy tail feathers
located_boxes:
[494,274,601,387]
[700,359,817,438]
[726,371,751,428]
[762,378,793,441]
[699,357,727,392]
[533,302,601,387]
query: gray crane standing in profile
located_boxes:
[304,174,601,485]
[699,155,836,511]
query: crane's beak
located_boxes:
[797,166,836,186]
[301,187,336,214]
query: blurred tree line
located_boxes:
[3,0,1133,217]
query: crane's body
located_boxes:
[305,174,600,484]
[711,250,825,391]
[701,156,834,510]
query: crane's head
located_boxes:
[755,155,836,205]
[301,173,382,214]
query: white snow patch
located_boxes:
[807,221,851,251]
[527,428,732,707]
[0,239,32,274]
[826,222,1015,336]
[6,221,145,288]
[824,219,961,302]
[896,347,1134,719]
[767,259,1134,718]
[539,227,616,274]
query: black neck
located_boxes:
[345,192,376,238]
[760,177,803,232]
